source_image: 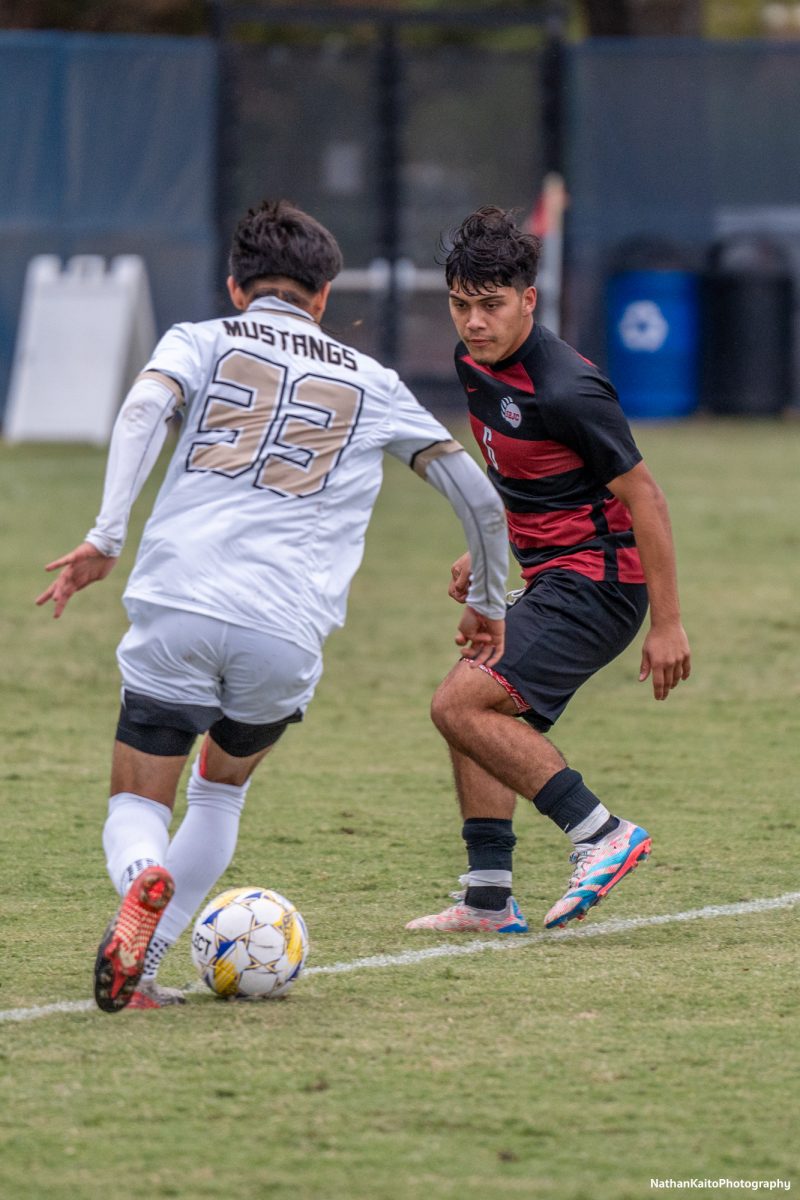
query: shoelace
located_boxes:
[567,845,595,888]
[450,873,470,901]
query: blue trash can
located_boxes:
[606,269,700,419]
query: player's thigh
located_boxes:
[434,657,521,717]
[491,573,648,726]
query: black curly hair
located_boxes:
[229,199,343,296]
[444,206,542,295]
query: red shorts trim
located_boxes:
[477,663,532,714]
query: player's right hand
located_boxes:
[448,552,472,604]
[35,541,118,618]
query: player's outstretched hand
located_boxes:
[36,541,118,618]
[448,552,471,604]
[455,605,505,668]
[638,622,691,701]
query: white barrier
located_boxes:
[4,255,156,445]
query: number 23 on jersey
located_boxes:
[187,349,363,498]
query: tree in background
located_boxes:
[0,0,778,38]
[580,0,702,35]
[0,0,207,33]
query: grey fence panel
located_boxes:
[400,48,544,387]
[216,43,382,363]
[220,44,378,267]
[403,48,544,264]
[220,39,545,402]
[566,38,800,390]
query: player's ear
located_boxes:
[523,286,537,316]
[311,280,333,321]
[227,276,249,311]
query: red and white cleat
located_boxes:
[94,866,174,1014]
[127,980,186,1010]
[405,896,528,934]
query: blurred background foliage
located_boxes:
[0,0,794,41]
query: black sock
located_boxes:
[462,818,515,911]
[465,885,511,911]
[531,768,603,835]
[584,815,619,844]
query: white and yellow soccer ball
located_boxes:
[191,886,309,999]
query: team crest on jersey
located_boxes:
[500,396,522,428]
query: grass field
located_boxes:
[0,419,797,1199]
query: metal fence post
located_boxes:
[376,19,403,367]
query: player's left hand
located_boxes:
[35,541,118,618]
[639,622,691,700]
[455,605,505,669]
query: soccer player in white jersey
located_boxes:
[37,199,509,1012]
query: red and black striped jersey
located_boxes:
[456,323,645,585]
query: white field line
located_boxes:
[305,889,800,974]
[1,890,798,1025]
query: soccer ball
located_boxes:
[191,886,308,999]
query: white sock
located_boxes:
[568,804,613,846]
[142,934,172,981]
[151,758,250,965]
[103,792,172,897]
[465,869,512,889]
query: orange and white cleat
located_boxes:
[406,896,528,934]
[94,866,174,1013]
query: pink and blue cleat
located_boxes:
[544,818,651,929]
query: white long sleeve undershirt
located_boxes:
[425,452,508,621]
[84,378,181,557]
[84,383,509,623]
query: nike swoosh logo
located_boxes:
[466,386,478,393]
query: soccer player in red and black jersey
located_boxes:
[407,206,691,934]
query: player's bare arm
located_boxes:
[36,541,117,618]
[607,461,691,701]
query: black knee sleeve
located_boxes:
[116,690,220,757]
[208,709,303,757]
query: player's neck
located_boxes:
[487,316,535,366]
[249,286,312,313]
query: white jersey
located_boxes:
[114,297,459,654]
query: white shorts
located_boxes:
[116,601,323,725]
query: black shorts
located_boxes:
[482,571,649,732]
